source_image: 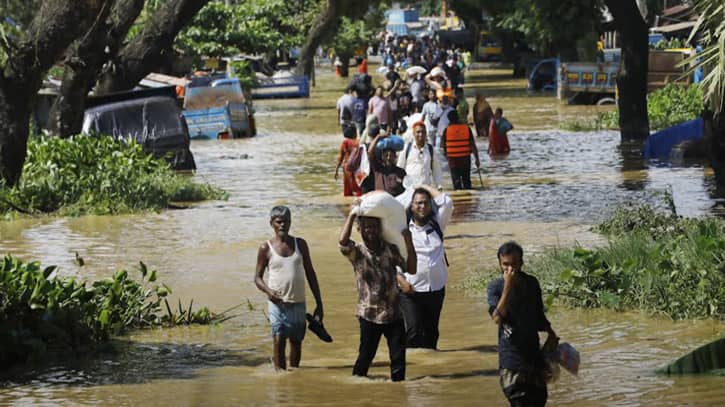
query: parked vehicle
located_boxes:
[81,86,196,170]
[528,58,559,91]
[182,76,256,139]
[477,31,503,61]
[252,72,310,99]
[528,49,694,104]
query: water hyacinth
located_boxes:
[466,205,725,320]
[0,135,226,217]
[0,255,234,367]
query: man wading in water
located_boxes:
[254,206,324,371]
[339,205,416,381]
[398,185,453,349]
[488,241,558,406]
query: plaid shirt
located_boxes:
[340,240,405,324]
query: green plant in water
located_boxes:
[466,204,725,320]
[559,84,704,132]
[0,135,227,217]
[0,255,237,366]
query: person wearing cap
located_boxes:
[441,110,480,190]
[397,121,443,190]
[254,206,324,371]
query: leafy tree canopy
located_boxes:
[176,0,319,57]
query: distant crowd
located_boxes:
[335,34,513,197]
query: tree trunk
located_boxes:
[338,52,352,77]
[48,0,144,138]
[470,23,481,61]
[0,82,32,187]
[294,0,374,79]
[604,0,650,141]
[705,107,725,198]
[96,0,209,94]
[295,0,343,79]
[0,0,111,186]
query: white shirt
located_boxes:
[397,142,443,188]
[404,193,454,292]
[336,93,353,124]
[435,104,454,138]
[421,101,438,133]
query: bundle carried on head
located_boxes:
[354,191,408,260]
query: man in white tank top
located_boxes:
[255,206,324,371]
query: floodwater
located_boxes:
[0,66,723,406]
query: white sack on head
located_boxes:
[406,65,427,76]
[430,66,446,78]
[356,191,407,260]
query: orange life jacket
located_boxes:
[445,124,472,158]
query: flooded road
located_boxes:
[0,66,723,406]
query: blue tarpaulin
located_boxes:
[644,117,704,158]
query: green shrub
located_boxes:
[0,255,229,366]
[559,84,704,131]
[466,205,725,320]
[0,136,227,216]
[651,38,687,50]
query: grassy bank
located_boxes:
[466,205,725,320]
[0,136,227,217]
[0,255,235,367]
[560,84,704,132]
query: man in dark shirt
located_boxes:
[366,128,406,196]
[487,241,558,407]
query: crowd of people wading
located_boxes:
[255,32,576,407]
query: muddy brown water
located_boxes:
[0,66,723,406]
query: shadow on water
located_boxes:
[436,344,498,353]
[0,340,267,388]
[409,369,499,381]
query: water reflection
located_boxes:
[618,139,649,191]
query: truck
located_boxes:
[182,76,256,139]
[477,31,503,61]
[528,49,693,104]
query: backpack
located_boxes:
[352,98,367,123]
[405,210,449,266]
[404,142,435,172]
[345,145,364,173]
